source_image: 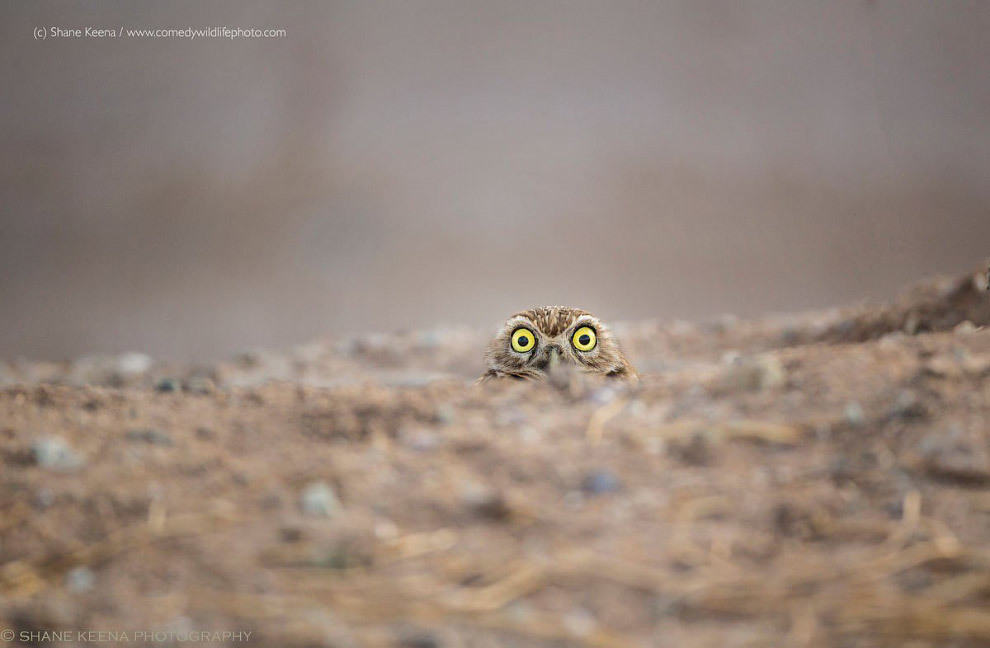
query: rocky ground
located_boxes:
[2,269,990,647]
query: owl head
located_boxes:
[479,306,637,382]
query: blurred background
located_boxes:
[2,1,989,361]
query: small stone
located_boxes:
[32,437,84,471]
[300,481,342,518]
[580,470,623,496]
[461,485,510,520]
[155,377,181,393]
[127,428,173,446]
[954,320,978,335]
[65,566,95,592]
[116,352,153,376]
[844,402,866,427]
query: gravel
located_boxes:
[300,481,342,518]
[32,436,85,471]
[65,566,96,592]
[581,469,623,495]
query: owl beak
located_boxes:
[545,345,574,389]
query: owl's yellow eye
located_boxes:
[511,327,537,353]
[571,326,597,352]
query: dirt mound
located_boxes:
[2,271,990,647]
[817,267,990,343]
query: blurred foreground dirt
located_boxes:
[2,269,990,647]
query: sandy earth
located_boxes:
[2,269,990,647]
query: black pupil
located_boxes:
[517,336,529,347]
[579,334,591,345]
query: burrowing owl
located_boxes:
[478,306,637,383]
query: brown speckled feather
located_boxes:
[510,306,591,338]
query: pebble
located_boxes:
[32,437,84,471]
[117,352,153,376]
[300,481,342,518]
[127,428,173,446]
[581,470,623,496]
[155,377,181,393]
[459,482,507,517]
[844,402,866,427]
[65,566,95,592]
[954,320,978,335]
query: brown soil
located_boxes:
[3,269,990,647]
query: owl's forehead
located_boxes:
[510,306,593,337]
